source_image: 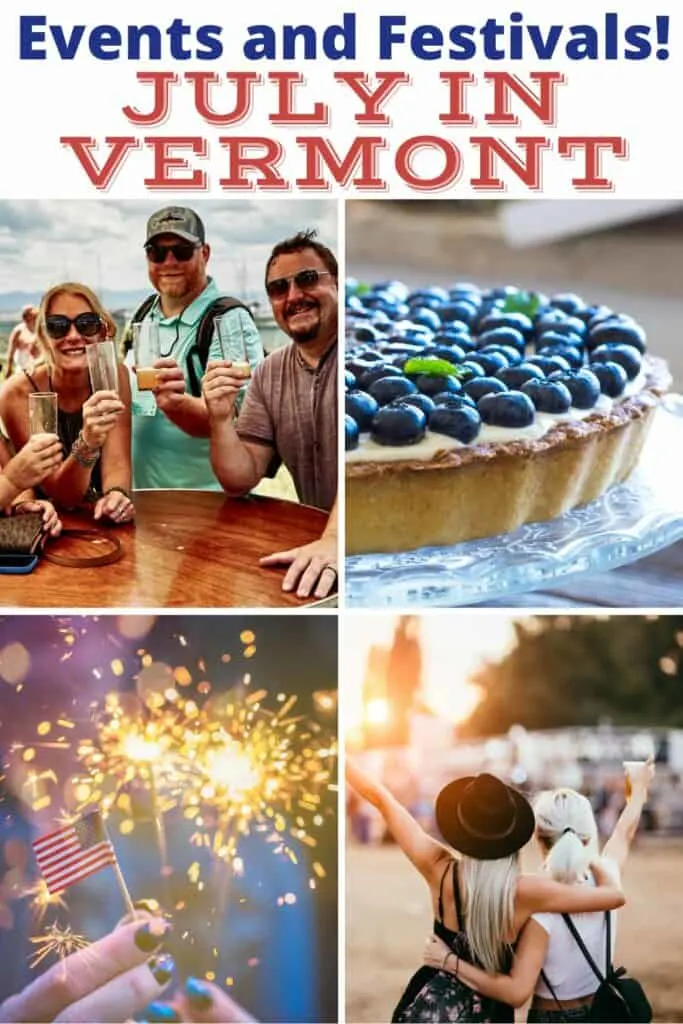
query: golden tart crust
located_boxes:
[346,356,671,555]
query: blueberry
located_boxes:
[470,351,508,376]
[408,286,449,305]
[497,362,545,389]
[358,363,403,391]
[345,369,357,390]
[482,285,519,300]
[378,343,425,359]
[391,393,436,416]
[464,376,508,402]
[587,320,646,355]
[590,344,642,381]
[548,369,601,409]
[442,299,480,328]
[424,344,468,365]
[534,308,569,334]
[479,391,536,428]
[458,360,486,381]
[397,324,434,344]
[591,361,628,398]
[449,282,481,298]
[407,306,442,332]
[478,344,523,366]
[540,315,586,339]
[476,327,526,353]
[526,355,571,375]
[352,324,385,344]
[537,344,584,371]
[521,379,572,414]
[477,312,534,340]
[345,359,382,380]
[345,390,379,430]
[369,375,418,406]
[549,293,587,317]
[432,393,477,410]
[430,405,482,444]
[386,332,429,349]
[414,374,462,398]
[434,328,475,350]
[536,328,584,351]
[345,415,360,451]
[371,405,427,446]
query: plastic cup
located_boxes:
[132,322,161,391]
[86,339,119,393]
[28,392,58,436]
[623,760,648,799]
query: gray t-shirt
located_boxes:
[236,339,337,511]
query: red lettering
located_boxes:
[269,73,328,125]
[485,72,565,127]
[558,137,628,190]
[471,137,551,190]
[143,137,207,189]
[122,72,178,127]
[296,137,385,189]
[395,136,461,192]
[439,73,476,126]
[60,136,140,190]
[217,137,288,190]
[334,72,410,124]
[184,72,261,127]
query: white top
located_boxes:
[532,860,620,1001]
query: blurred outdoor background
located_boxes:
[0,615,338,1023]
[346,613,683,1023]
[347,199,683,388]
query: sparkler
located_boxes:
[23,880,67,927]
[29,923,89,969]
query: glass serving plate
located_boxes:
[345,396,683,609]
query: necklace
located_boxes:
[159,318,182,359]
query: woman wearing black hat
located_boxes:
[347,761,624,1023]
[423,765,654,1022]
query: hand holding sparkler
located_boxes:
[0,917,173,1023]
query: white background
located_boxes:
[0,0,680,198]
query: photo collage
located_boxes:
[1,157,683,1023]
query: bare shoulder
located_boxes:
[0,371,32,404]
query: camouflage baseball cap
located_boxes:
[144,206,206,246]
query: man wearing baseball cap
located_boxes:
[128,205,263,490]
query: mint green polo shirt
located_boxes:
[131,278,263,490]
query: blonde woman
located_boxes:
[424,762,654,1022]
[347,761,624,1023]
[0,283,134,523]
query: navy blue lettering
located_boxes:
[19,16,47,59]
[89,26,122,59]
[167,19,192,59]
[50,23,86,60]
[447,26,476,59]
[412,25,443,59]
[481,19,506,59]
[378,17,406,59]
[527,25,562,59]
[624,25,651,59]
[127,26,163,60]
[244,26,276,60]
[567,27,598,60]
[323,14,356,59]
[196,24,224,59]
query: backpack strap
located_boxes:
[452,859,464,928]
[121,294,157,356]
[437,860,450,923]
[539,968,569,1023]
[561,912,608,987]
[186,296,255,397]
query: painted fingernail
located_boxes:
[141,1004,181,1023]
[185,976,213,1010]
[149,953,175,985]
[134,920,169,952]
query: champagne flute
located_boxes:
[28,392,58,439]
[86,339,119,393]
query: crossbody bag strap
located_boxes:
[561,912,608,985]
[539,969,570,1023]
[437,860,451,922]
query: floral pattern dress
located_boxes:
[392,861,513,1024]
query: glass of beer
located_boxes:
[28,392,58,437]
[86,339,119,393]
[132,322,161,391]
[215,313,251,379]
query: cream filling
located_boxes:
[346,379,641,465]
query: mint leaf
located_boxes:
[355,281,372,296]
[403,357,463,377]
[502,290,541,319]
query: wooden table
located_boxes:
[1,490,331,609]
[477,540,683,608]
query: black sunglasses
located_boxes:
[265,268,332,299]
[145,241,200,264]
[45,313,103,340]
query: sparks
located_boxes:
[29,923,89,968]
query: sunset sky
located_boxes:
[343,613,518,731]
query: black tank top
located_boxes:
[23,370,102,495]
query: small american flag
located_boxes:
[32,811,116,894]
